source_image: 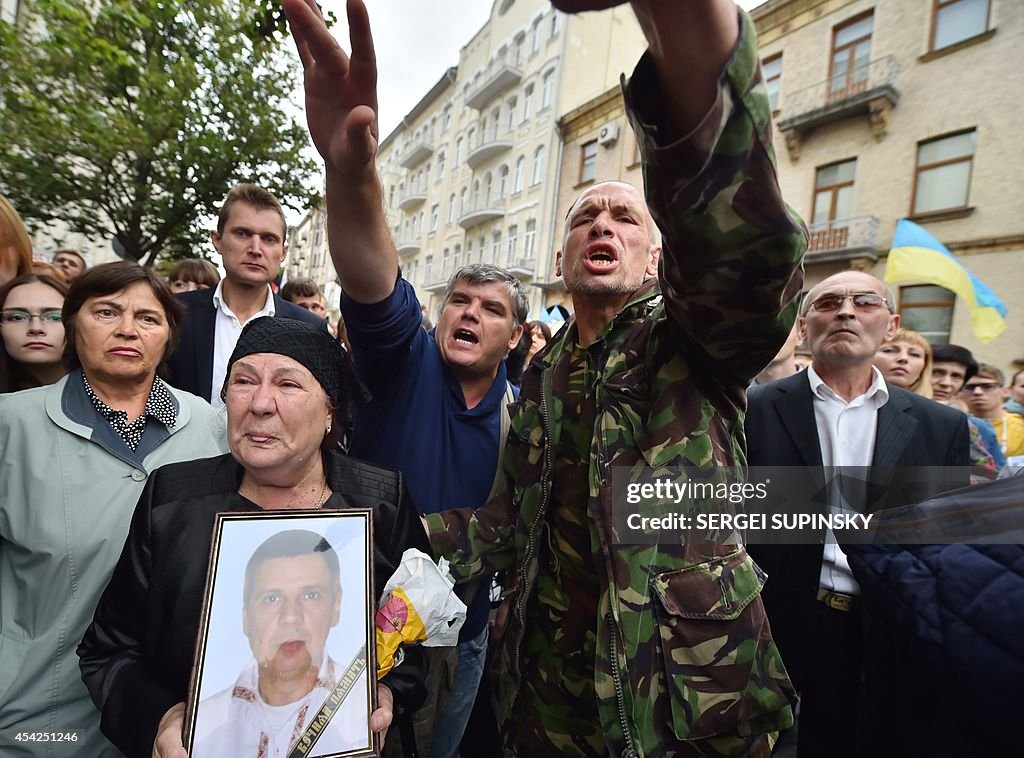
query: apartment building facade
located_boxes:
[285,201,343,310]
[757,0,1022,370]
[375,0,647,318]
[547,0,1022,372]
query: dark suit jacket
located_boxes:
[165,287,327,401]
[744,370,970,688]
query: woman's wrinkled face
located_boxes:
[225,353,332,476]
[0,282,66,368]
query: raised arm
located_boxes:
[622,0,806,385]
[284,0,395,304]
[552,0,738,138]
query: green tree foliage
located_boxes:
[0,0,321,265]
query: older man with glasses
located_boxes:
[745,270,970,758]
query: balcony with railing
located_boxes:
[424,271,451,292]
[466,127,514,169]
[777,56,899,161]
[506,257,537,278]
[458,199,507,230]
[395,238,421,257]
[465,53,523,110]
[805,215,880,263]
[399,138,434,169]
[397,187,428,211]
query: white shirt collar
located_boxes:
[806,363,889,407]
[211,280,276,319]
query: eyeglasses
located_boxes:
[961,382,1002,393]
[0,308,63,325]
[808,293,890,313]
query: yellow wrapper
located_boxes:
[375,587,427,678]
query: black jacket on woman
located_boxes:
[78,450,430,758]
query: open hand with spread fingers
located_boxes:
[283,0,380,177]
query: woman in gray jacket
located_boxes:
[0,262,226,757]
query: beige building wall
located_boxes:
[374,0,646,319]
[755,0,1024,374]
[545,0,1022,373]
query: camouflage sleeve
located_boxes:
[623,9,806,387]
[423,487,517,583]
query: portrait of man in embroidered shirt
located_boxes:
[191,527,371,758]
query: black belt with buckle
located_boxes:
[816,588,859,612]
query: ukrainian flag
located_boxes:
[885,219,1007,342]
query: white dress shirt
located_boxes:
[192,655,370,758]
[210,281,276,412]
[806,364,890,595]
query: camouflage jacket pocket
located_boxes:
[650,546,772,741]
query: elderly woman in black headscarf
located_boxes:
[79,317,429,758]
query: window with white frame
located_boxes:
[530,18,542,55]
[522,84,534,121]
[507,224,518,264]
[430,204,439,233]
[492,231,502,262]
[498,165,509,198]
[436,151,446,181]
[506,98,517,132]
[453,244,461,271]
[513,156,525,193]
[524,219,536,259]
[455,136,463,164]
[541,70,555,109]
[532,145,545,185]
[447,194,456,224]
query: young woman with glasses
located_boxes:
[0,272,69,393]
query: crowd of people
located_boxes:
[1,0,1021,757]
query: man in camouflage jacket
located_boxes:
[425,3,806,756]
[287,0,804,754]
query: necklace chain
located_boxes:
[239,478,328,510]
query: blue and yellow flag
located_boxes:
[885,219,1007,342]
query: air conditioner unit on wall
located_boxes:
[597,121,620,146]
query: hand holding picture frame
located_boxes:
[183,510,378,758]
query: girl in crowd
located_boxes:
[167,258,220,293]
[523,320,552,366]
[874,327,933,397]
[0,195,34,286]
[876,327,1001,476]
[0,273,69,393]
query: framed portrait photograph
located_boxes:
[183,510,377,758]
